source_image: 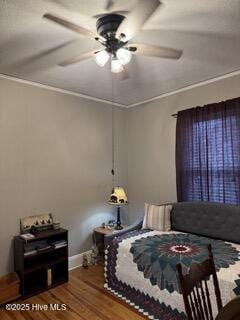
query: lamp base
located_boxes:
[114,206,123,230]
[115,225,123,230]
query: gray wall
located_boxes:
[0,77,127,276]
[127,73,240,222]
[1,72,240,276]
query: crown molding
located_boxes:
[0,73,126,108]
[127,69,240,108]
[1,69,240,109]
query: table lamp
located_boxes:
[108,186,128,230]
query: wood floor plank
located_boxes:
[47,287,103,320]
[0,263,147,320]
[28,296,61,320]
[71,269,144,315]
[0,311,13,320]
[68,277,145,320]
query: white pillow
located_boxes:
[142,203,172,231]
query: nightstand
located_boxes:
[93,225,128,256]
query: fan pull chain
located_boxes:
[111,69,115,190]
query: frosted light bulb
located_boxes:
[111,57,123,73]
[116,48,132,65]
[94,50,110,67]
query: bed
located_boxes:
[104,202,240,320]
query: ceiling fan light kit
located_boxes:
[43,0,183,73]
[94,47,132,71]
[111,56,124,73]
[95,13,133,71]
[116,48,132,65]
[94,50,110,67]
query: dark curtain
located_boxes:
[176,97,240,205]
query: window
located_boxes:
[176,99,240,205]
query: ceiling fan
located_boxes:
[43,0,183,73]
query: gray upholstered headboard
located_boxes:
[171,202,240,244]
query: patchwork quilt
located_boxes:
[104,230,240,320]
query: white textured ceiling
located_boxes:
[0,0,240,106]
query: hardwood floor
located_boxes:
[0,262,147,320]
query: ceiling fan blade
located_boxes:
[116,0,161,41]
[43,13,98,39]
[105,0,115,10]
[131,43,183,59]
[93,11,129,19]
[58,50,97,66]
[104,0,128,12]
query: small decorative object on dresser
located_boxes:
[108,220,115,228]
[20,213,53,234]
[53,221,61,230]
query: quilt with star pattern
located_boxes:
[104,230,240,320]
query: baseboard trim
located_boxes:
[68,250,92,271]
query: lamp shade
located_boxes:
[108,187,128,205]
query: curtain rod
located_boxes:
[171,113,177,118]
